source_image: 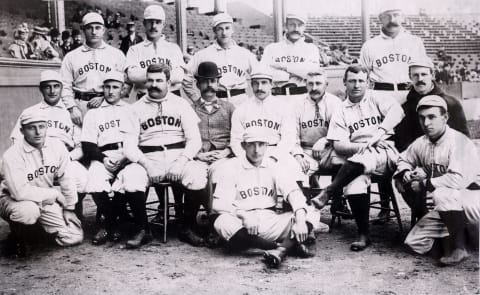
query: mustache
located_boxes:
[309,90,322,95]
[386,22,399,28]
[202,87,216,93]
[149,87,162,92]
[415,81,426,86]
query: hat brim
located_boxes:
[194,74,222,79]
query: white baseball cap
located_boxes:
[243,128,269,143]
[286,13,307,24]
[144,5,165,20]
[82,12,105,26]
[416,95,448,112]
[40,70,62,83]
[409,56,434,69]
[20,108,48,125]
[250,65,273,80]
[103,71,125,83]
[212,13,233,27]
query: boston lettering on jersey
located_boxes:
[245,119,280,130]
[218,65,244,77]
[78,62,112,76]
[98,119,121,132]
[141,115,181,130]
[301,118,329,129]
[238,186,275,199]
[348,115,383,134]
[274,56,305,63]
[27,165,58,181]
[425,163,448,176]
[47,120,71,134]
[375,53,412,68]
[139,57,172,69]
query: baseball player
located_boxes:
[212,127,320,268]
[183,13,258,107]
[10,70,88,207]
[393,57,470,152]
[60,12,126,126]
[0,110,83,257]
[394,95,480,266]
[311,65,404,251]
[81,71,132,245]
[125,5,185,99]
[117,63,208,248]
[261,13,319,105]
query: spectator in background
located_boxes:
[50,28,65,59]
[112,13,121,29]
[120,21,143,55]
[71,29,83,50]
[436,63,452,84]
[8,23,34,59]
[256,46,264,61]
[318,45,331,67]
[29,26,60,61]
[339,44,355,64]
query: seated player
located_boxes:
[311,65,405,251]
[394,95,480,266]
[81,71,132,245]
[118,64,208,248]
[0,110,83,256]
[212,128,320,268]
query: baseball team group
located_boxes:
[1,4,479,269]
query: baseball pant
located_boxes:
[0,196,83,246]
[298,143,344,177]
[84,149,126,193]
[68,160,88,194]
[113,149,208,193]
[405,189,480,254]
[214,206,320,241]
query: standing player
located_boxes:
[125,5,185,98]
[394,95,480,266]
[81,71,132,245]
[118,64,208,248]
[183,13,258,106]
[60,12,126,126]
[311,65,404,251]
[0,110,83,257]
[212,128,319,268]
[261,14,319,104]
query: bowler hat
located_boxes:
[195,62,221,79]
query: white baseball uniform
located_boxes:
[327,90,404,194]
[116,93,207,193]
[212,156,319,241]
[184,41,258,106]
[60,41,126,112]
[10,101,88,193]
[81,99,134,193]
[360,30,426,104]
[0,138,83,246]
[125,37,185,94]
[395,127,480,254]
[291,92,344,175]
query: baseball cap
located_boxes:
[144,5,165,20]
[409,56,434,69]
[416,95,448,112]
[20,109,48,126]
[33,26,49,35]
[286,13,307,24]
[250,65,273,80]
[195,62,221,79]
[82,12,105,26]
[103,71,125,83]
[212,13,233,27]
[243,128,269,143]
[40,70,62,84]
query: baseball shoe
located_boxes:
[126,229,152,249]
[3,233,29,258]
[439,249,470,266]
[263,246,287,268]
[178,228,204,247]
[294,243,315,258]
[92,228,109,245]
[311,190,329,209]
[350,235,371,252]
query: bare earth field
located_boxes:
[0,193,478,295]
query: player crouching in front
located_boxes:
[0,110,83,257]
[211,128,319,268]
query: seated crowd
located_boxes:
[0,6,479,270]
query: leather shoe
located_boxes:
[311,190,329,209]
[92,228,109,245]
[263,246,287,268]
[178,228,204,247]
[126,229,152,249]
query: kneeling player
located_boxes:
[212,128,319,268]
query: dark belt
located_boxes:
[74,91,103,101]
[99,142,123,152]
[373,82,410,91]
[271,86,307,96]
[300,141,313,149]
[217,88,246,98]
[139,142,186,153]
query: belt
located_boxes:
[99,142,123,152]
[271,86,307,96]
[217,89,246,98]
[139,142,186,153]
[300,142,313,149]
[74,91,103,101]
[373,82,410,91]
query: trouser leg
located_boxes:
[347,194,371,236]
[226,228,277,252]
[327,162,365,197]
[126,191,148,232]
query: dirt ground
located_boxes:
[0,192,478,295]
